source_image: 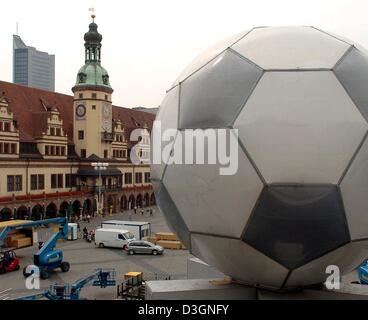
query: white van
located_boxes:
[101,220,151,240]
[94,228,135,249]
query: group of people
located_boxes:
[82,226,95,242]
[132,207,154,216]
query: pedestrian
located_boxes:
[87,214,91,223]
[83,226,88,240]
[150,208,153,217]
[141,208,144,215]
[134,206,137,215]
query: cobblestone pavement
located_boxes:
[0,206,191,300]
[1,206,367,299]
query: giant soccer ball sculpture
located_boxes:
[151,26,368,290]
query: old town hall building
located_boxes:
[0,19,155,221]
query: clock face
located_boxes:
[76,104,86,118]
[102,119,111,131]
[103,104,111,118]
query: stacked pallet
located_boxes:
[147,236,158,244]
[154,232,185,250]
[6,232,32,248]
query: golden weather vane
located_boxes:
[89,7,96,21]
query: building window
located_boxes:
[81,149,86,158]
[104,150,108,158]
[56,128,61,136]
[30,175,37,190]
[124,172,132,185]
[135,172,142,184]
[50,127,55,136]
[92,93,97,99]
[51,174,63,189]
[79,93,83,99]
[78,130,84,140]
[144,172,150,183]
[0,143,17,154]
[45,145,49,155]
[105,95,108,100]
[38,175,45,190]
[58,174,63,188]
[92,105,96,110]
[15,175,22,191]
[51,174,57,188]
[65,174,76,188]
[61,146,65,156]
[7,176,14,192]
[123,150,127,158]
[0,122,11,132]
[7,175,22,192]
[30,174,44,190]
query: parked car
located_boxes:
[125,240,164,255]
[95,228,135,249]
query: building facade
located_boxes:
[13,35,55,92]
[0,20,155,221]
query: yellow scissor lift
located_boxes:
[117,272,145,300]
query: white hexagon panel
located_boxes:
[152,26,368,290]
[234,71,367,184]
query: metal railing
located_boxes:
[77,185,122,193]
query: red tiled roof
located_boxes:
[0,81,155,143]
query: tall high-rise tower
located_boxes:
[72,16,114,159]
[13,35,55,92]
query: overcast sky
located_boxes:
[1,0,368,108]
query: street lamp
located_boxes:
[92,162,109,216]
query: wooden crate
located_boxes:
[11,237,32,248]
[147,236,158,244]
[157,240,182,250]
[155,232,179,241]
[6,232,27,247]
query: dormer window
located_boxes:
[92,93,97,99]
[78,72,87,83]
[0,122,11,132]
[102,74,109,85]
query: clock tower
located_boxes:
[72,15,113,159]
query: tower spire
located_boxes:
[84,11,102,64]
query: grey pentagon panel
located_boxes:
[172,30,250,87]
[335,47,368,122]
[151,180,190,249]
[242,185,350,270]
[285,240,368,287]
[231,26,351,70]
[191,233,289,289]
[234,71,368,184]
[179,50,263,129]
[151,86,179,181]
[340,135,368,240]
[162,129,264,238]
